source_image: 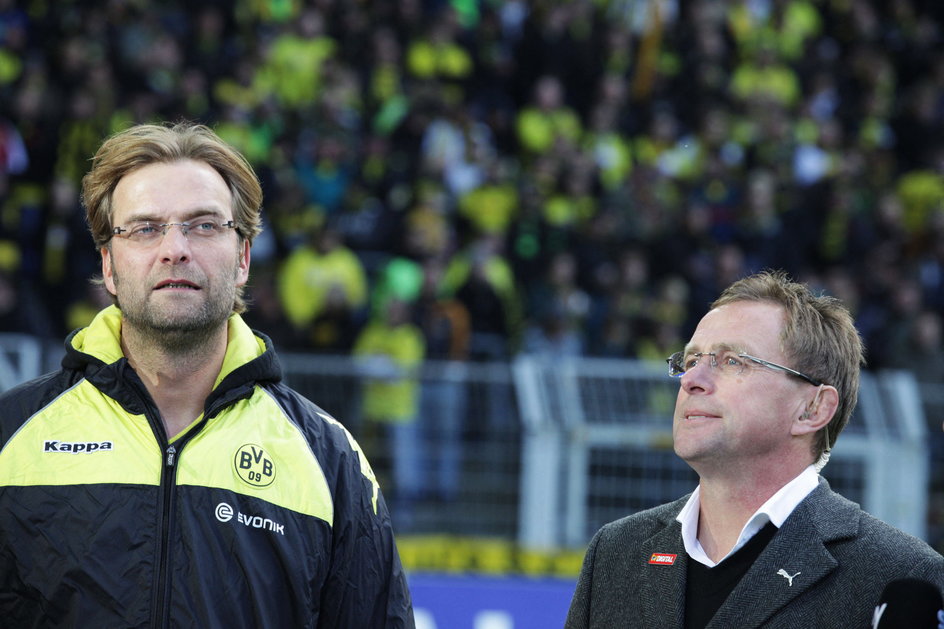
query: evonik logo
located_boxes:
[44,440,113,454]
[215,502,285,536]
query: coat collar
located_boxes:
[635,480,859,629]
[707,480,859,628]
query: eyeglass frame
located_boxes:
[111,219,241,244]
[666,350,824,387]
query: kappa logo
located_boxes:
[648,553,678,565]
[44,440,113,454]
[233,443,275,487]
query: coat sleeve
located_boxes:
[317,430,415,629]
[565,526,603,629]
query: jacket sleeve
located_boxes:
[317,430,414,629]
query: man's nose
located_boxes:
[680,357,717,392]
[158,224,192,261]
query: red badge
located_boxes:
[648,553,677,565]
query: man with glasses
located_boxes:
[566,270,944,628]
[0,122,414,628]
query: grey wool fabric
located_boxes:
[565,479,944,629]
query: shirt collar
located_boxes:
[676,465,820,567]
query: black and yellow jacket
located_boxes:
[0,306,414,628]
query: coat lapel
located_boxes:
[638,514,688,629]
[707,482,858,628]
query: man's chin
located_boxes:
[123,308,228,347]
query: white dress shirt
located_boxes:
[676,465,820,567]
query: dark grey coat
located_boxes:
[565,479,944,628]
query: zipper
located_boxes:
[128,369,241,628]
[121,372,176,629]
[129,369,183,629]
[149,414,220,626]
[151,442,178,629]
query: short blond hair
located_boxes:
[81,122,263,313]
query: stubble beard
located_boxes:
[114,274,236,355]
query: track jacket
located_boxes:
[0,306,414,628]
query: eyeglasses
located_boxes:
[666,350,823,386]
[112,219,239,245]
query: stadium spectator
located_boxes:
[277,222,368,352]
[413,255,470,505]
[354,294,426,515]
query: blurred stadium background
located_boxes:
[0,1,942,626]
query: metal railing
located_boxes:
[513,357,931,547]
[0,334,935,552]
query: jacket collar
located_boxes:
[62,306,282,414]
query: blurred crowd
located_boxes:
[1,0,943,518]
[1,0,942,375]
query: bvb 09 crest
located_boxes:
[234,443,276,487]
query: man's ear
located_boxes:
[236,238,251,287]
[101,247,117,296]
[792,385,838,437]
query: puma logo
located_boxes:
[777,569,800,586]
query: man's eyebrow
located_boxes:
[117,212,158,224]
[683,342,746,355]
[119,207,228,223]
[180,207,229,220]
